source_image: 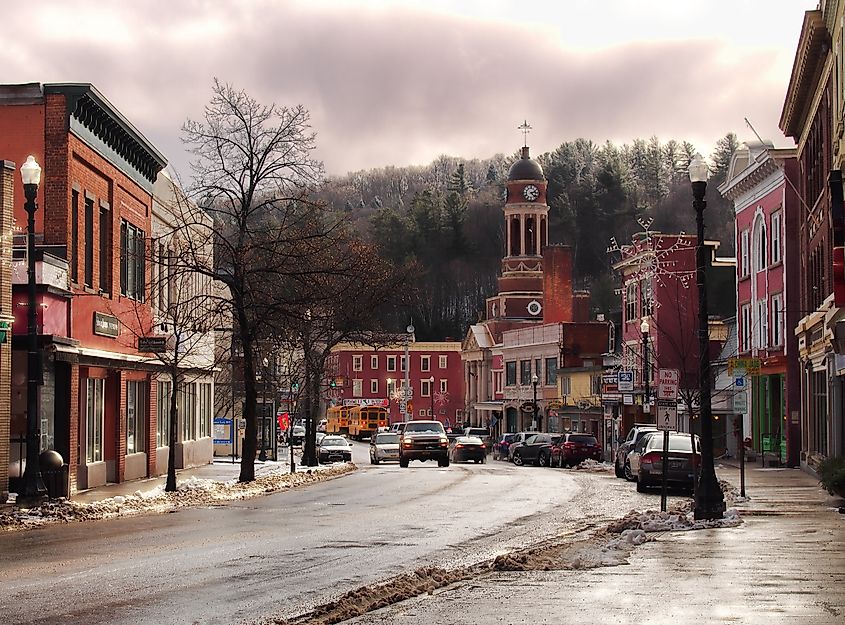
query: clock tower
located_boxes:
[486,142,548,321]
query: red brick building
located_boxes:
[328,341,464,427]
[0,83,169,493]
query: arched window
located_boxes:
[752,214,766,272]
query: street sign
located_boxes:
[618,370,634,392]
[734,376,746,388]
[138,336,168,353]
[728,357,761,376]
[623,394,634,405]
[656,401,678,431]
[657,369,680,400]
[733,390,748,413]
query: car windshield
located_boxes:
[321,437,347,447]
[375,433,399,444]
[404,422,445,434]
[570,435,597,445]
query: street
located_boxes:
[0,441,670,625]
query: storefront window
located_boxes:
[157,380,171,447]
[198,383,212,438]
[179,382,197,441]
[86,378,104,463]
[126,380,146,454]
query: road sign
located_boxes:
[734,376,746,388]
[656,401,678,431]
[733,390,748,414]
[657,369,680,400]
[618,370,634,392]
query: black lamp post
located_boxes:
[20,155,46,501]
[689,153,726,520]
[531,373,539,430]
[428,376,435,418]
[640,317,650,415]
[387,377,393,425]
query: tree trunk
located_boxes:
[302,354,319,466]
[237,306,258,482]
[165,369,180,492]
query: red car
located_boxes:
[550,433,602,468]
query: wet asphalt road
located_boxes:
[0,442,676,625]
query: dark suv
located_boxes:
[399,420,450,467]
[493,433,518,461]
[615,424,658,479]
[550,433,603,467]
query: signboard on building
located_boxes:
[622,394,634,405]
[657,369,680,401]
[342,398,389,406]
[93,312,120,338]
[138,336,168,353]
[213,417,232,445]
[728,358,761,376]
[618,371,634,392]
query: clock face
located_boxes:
[527,300,542,316]
[523,184,539,201]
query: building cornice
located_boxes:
[780,10,829,139]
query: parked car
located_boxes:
[463,427,493,453]
[399,420,450,467]
[615,424,659,479]
[635,432,701,493]
[315,431,327,446]
[449,436,487,464]
[390,422,407,435]
[317,419,328,433]
[369,431,400,464]
[318,436,353,463]
[506,431,536,462]
[550,433,603,468]
[492,433,519,461]
[626,430,660,480]
[512,433,557,466]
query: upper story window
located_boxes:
[640,277,654,316]
[771,210,782,264]
[771,293,783,347]
[740,304,751,353]
[740,229,750,277]
[753,215,766,273]
[421,355,431,372]
[439,355,448,369]
[505,361,517,386]
[520,360,532,385]
[625,281,637,323]
[370,355,378,369]
[387,356,397,372]
[120,220,145,301]
[352,355,363,372]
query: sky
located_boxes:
[1,0,816,178]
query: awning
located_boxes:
[473,401,504,411]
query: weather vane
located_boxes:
[518,120,532,147]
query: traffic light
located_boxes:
[292,382,299,392]
[329,379,336,389]
[0,321,9,344]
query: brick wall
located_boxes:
[542,245,574,323]
[68,362,79,494]
[0,161,14,502]
[147,375,157,477]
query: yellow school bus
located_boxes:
[348,405,389,440]
[326,405,350,435]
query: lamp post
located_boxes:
[20,156,46,501]
[259,357,269,462]
[428,376,435,419]
[531,373,539,430]
[689,153,726,520]
[386,377,393,424]
[403,323,413,422]
[640,317,650,415]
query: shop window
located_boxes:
[198,383,212,438]
[126,380,146,454]
[157,380,171,447]
[86,378,105,463]
[179,382,197,441]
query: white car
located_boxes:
[369,431,400,464]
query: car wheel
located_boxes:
[513,453,524,466]
[538,452,548,467]
[399,457,409,468]
[636,478,648,493]
[624,461,636,482]
[614,459,624,478]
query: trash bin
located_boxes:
[39,450,69,499]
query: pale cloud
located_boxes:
[0,0,814,177]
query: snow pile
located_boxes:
[573,459,613,472]
[607,506,743,533]
[0,463,356,533]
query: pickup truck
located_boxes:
[399,420,450,467]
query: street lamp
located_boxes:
[531,373,539,430]
[640,317,650,414]
[428,375,435,419]
[20,156,46,501]
[689,153,726,520]
[259,357,269,462]
[403,323,413,422]
[386,377,393,424]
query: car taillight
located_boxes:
[456,444,464,448]
[563,442,575,449]
[480,444,485,449]
[641,452,662,465]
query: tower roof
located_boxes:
[507,146,544,181]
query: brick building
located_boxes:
[0,162,14,501]
[328,340,464,426]
[0,82,174,494]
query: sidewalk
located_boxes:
[70,454,296,505]
[348,462,845,625]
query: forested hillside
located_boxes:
[315,134,739,341]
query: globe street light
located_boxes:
[20,156,46,501]
[640,317,650,415]
[428,375,435,418]
[531,373,539,430]
[386,377,393,424]
[689,153,726,521]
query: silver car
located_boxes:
[369,431,400,464]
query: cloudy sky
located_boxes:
[2,0,814,177]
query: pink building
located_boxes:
[327,341,464,427]
[719,142,801,466]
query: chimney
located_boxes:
[542,245,573,323]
